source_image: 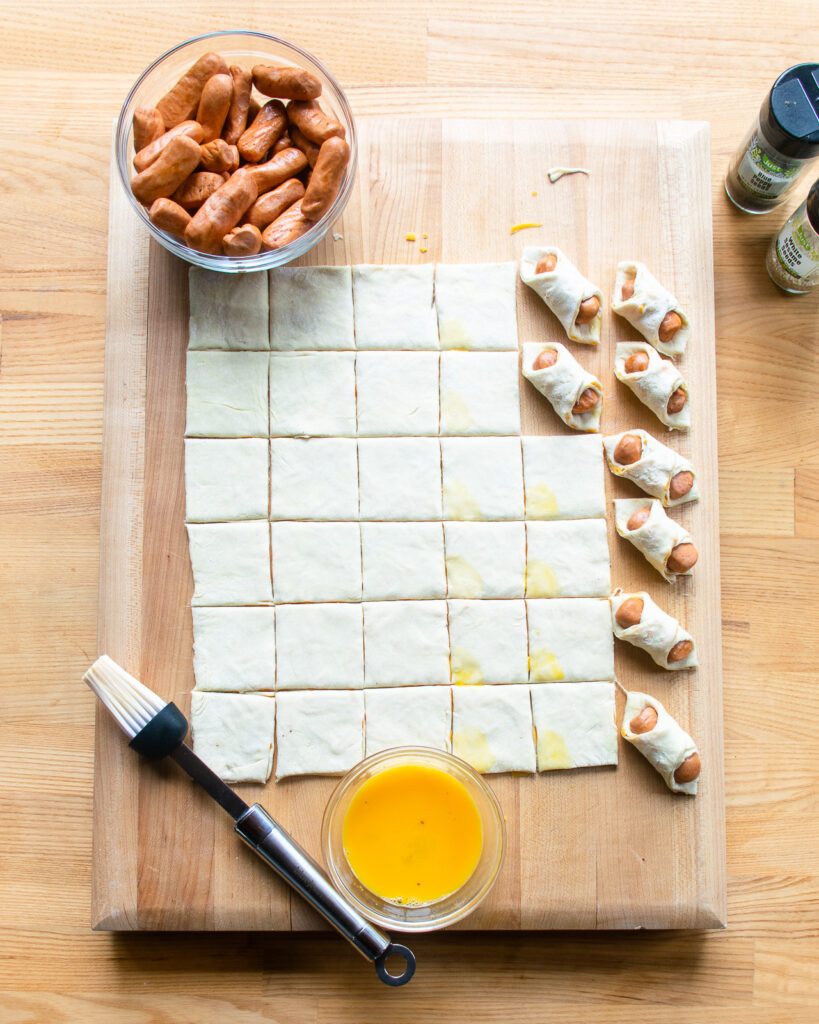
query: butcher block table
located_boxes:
[2,2,818,1021]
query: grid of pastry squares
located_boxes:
[185,262,618,784]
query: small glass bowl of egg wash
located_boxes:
[322,747,506,931]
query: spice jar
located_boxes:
[725,64,819,214]
[765,178,819,294]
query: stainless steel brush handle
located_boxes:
[235,804,415,986]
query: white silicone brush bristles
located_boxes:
[84,655,166,739]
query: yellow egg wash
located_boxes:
[343,764,483,905]
[450,647,483,686]
[529,648,565,682]
[526,483,560,518]
[445,555,484,598]
[526,561,561,598]
[440,391,474,432]
[444,480,481,520]
[537,729,573,770]
[453,727,496,773]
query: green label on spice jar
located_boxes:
[738,135,803,200]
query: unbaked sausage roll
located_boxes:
[610,589,697,669]
[621,691,701,795]
[520,246,603,344]
[603,428,698,507]
[614,498,698,582]
[611,261,690,357]
[614,342,690,431]
[521,342,603,432]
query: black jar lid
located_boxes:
[760,64,819,159]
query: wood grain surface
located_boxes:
[94,116,725,932]
[1,1,818,1019]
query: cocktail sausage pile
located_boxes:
[130,52,350,255]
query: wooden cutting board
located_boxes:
[93,117,726,931]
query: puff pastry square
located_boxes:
[525,519,610,598]
[444,521,526,599]
[189,268,269,350]
[186,351,269,438]
[531,682,618,770]
[275,690,364,778]
[358,438,442,521]
[439,351,521,435]
[275,603,364,689]
[269,266,355,350]
[191,691,276,784]
[448,599,528,685]
[363,600,450,686]
[185,438,269,522]
[272,521,362,603]
[360,522,446,600]
[355,351,440,436]
[187,521,273,605]
[364,686,452,755]
[527,598,614,682]
[270,438,359,520]
[192,606,276,692]
[435,262,518,350]
[452,684,536,773]
[269,352,357,437]
[522,434,606,520]
[441,437,524,520]
[352,264,438,350]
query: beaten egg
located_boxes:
[342,764,483,905]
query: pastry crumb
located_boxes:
[405,232,417,242]
[510,222,543,235]
[332,233,343,241]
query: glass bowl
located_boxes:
[322,747,506,932]
[115,30,357,273]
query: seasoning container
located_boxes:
[725,64,819,214]
[765,177,819,294]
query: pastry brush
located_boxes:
[84,655,416,987]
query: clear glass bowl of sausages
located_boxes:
[115,30,356,272]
